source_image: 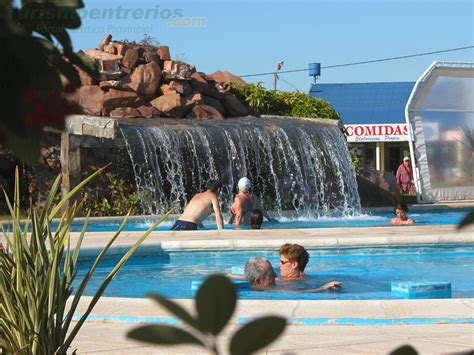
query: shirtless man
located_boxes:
[229,177,277,226]
[171,180,224,231]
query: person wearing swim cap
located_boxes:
[229,177,278,227]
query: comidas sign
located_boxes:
[344,124,409,142]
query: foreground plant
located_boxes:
[0,166,173,354]
[128,274,287,355]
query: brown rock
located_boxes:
[99,80,125,91]
[150,92,191,118]
[103,43,117,55]
[357,169,401,207]
[222,93,250,117]
[122,62,162,95]
[162,61,195,80]
[187,105,224,120]
[74,65,97,86]
[203,95,225,115]
[188,92,203,103]
[208,70,246,86]
[169,80,192,96]
[77,85,104,116]
[137,105,161,118]
[144,50,160,63]
[100,89,140,116]
[122,48,140,69]
[109,107,141,118]
[163,60,174,72]
[157,46,171,61]
[190,72,210,89]
[159,84,176,95]
[99,34,112,51]
[112,42,130,56]
[84,49,122,72]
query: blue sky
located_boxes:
[70,0,473,91]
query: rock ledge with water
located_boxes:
[73,35,250,120]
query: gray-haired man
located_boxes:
[244,256,277,290]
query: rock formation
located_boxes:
[75,35,249,119]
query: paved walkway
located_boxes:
[71,322,473,354]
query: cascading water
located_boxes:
[119,116,361,216]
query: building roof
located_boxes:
[309,82,415,125]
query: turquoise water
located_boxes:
[57,208,470,232]
[76,245,474,300]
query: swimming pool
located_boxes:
[76,245,474,300]
[54,208,471,232]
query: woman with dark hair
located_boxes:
[390,202,415,225]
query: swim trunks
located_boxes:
[171,220,198,231]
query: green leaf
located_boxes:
[230,316,287,355]
[127,325,205,346]
[195,274,236,335]
[52,27,73,56]
[390,345,418,355]
[457,211,474,230]
[147,293,200,330]
[71,52,99,79]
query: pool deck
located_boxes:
[63,223,474,354]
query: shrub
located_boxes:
[0,166,173,354]
[229,82,340,120]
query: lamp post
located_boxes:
[274,60,284,90]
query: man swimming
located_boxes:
[229,177,277,227]
[171,180,224,231]
[244,256,342,292]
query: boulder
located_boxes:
[150,92,192,118]
[109,107,141,118]
[100,89,140,116]
[222,93,250,117]
[187,105,224,120]
[122,62,162,96]
[203,95,225,115]
[84,49,122,72]
[77,85,103,116]
[159,84,176,95]
[99,80,126,91]
[157,46,171,61]
[143,50,160,64]
[103,43,117,55]
[162,61,195,80]
[75,65,97,86]
[112,42,130,56]
[122,48,140,69]
[137,105,161,118]
[98,34,112,51]
[190,72,210,89]
[169,80,192,96]
[356,168,401,207]
[208,70,246,86]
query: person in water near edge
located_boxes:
[390,202,415,225]
[171,180,224,231]
[244,256,342,292]
[228,177,277,227]
[250,209,263,229]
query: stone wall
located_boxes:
[73,35,250,120]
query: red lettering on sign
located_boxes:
[355,126,364,136]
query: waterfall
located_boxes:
[119,116,361,216]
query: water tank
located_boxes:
[308,63,321,77]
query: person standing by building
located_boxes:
[396,157,415,194]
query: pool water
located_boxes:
[58,208,470,232]
[76,245,474,300]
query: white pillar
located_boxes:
[376,142,385,171]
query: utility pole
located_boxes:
[274,60,284,90]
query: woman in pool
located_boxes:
[390,202,415,225]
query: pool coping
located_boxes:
[72,297,474,326]
[61,224,474,256]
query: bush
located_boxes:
[229,82,340,120]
